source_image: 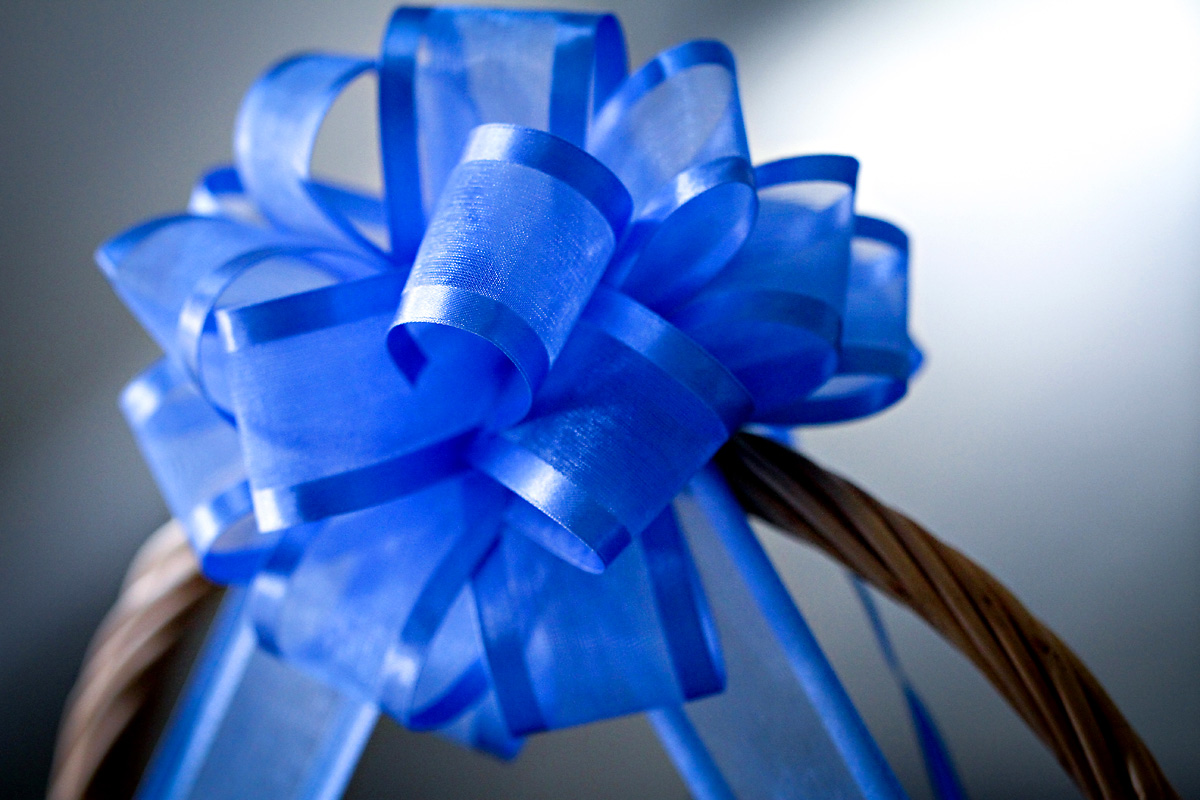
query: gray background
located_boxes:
[2,1,1197,798]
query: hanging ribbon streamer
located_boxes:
[652,467,908,800]
[852,579,968,800]
[747,426,964,800]
[103,7,924,798]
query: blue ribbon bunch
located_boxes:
[103,7,920,757]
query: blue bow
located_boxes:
[103,7,920,757]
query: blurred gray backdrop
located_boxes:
[2,1,1197,798]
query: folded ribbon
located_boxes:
[105,6,921,758]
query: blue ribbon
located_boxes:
[104,4,922,783]
[852,578,968,800]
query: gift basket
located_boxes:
[49,7,1178,799]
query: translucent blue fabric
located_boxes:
[785,216,923,424]
[100,7,924,798]
[671,155,858,423]
[135,590,380,800]
[654,468,907,800]
[120,359,263,583]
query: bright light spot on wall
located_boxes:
[737,0,1200,487]
[743,0,1200,211]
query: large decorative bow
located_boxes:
[103,7,920,757]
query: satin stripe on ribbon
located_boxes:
[246,519,325,661]
[548,13,626,145]
[473,507,725,737]
[590,40,755,311]
[188,167,388,244]
[591,40,736,140]
[384,481,505,728]
[614,155,757,313]
[100,216,298,372]
[755,153,860,188]
[390,283,547,390]
[378,7,432,263]
[388,124,631,426]
[120,358,267,583]
[583,287,754,433]
[855,214,907,250]
[245,476,510,748]
[782,214,921,424]
[462,123,631,234]
[249,432,474,533]
[670,289,842,356]
[472,537,548,736]
[405,660,492,731]
[468,286,753,574]
[642,510,725,699]
[790,379,910,425]
[188,167,248,217]
[185,483,253,555]
[120,356,184,426]
[96,214,194,279]
[839,346,921,377]
[177,246,373,410]
[218,271,401,350]
[470,436,628,573]
[184,483,263,583]
[670,155,866,423]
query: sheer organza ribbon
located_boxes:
[103,6,920,766]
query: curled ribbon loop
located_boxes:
[672,154,861,422]
[387,123,632,426]
[590,40,756,311]
[381,8,627,261]
[236,55,381,253]
[120,359,262,583]
[104,7,921,758]
[785,215,922,423]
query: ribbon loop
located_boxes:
[785,215,922,423]
[189,166,389,246]
[99,215,352,415]
[589,41,756,310]
[388,123,631,427]
[121,359,265,583]
[235,54,381,253]
[672,155,861,423]
[381,7,628,235]
[245,476,508,747]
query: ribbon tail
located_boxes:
[657,465,908,800]
[852,578,968,800]
[648,707,736,800]
[135,589,378,800]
